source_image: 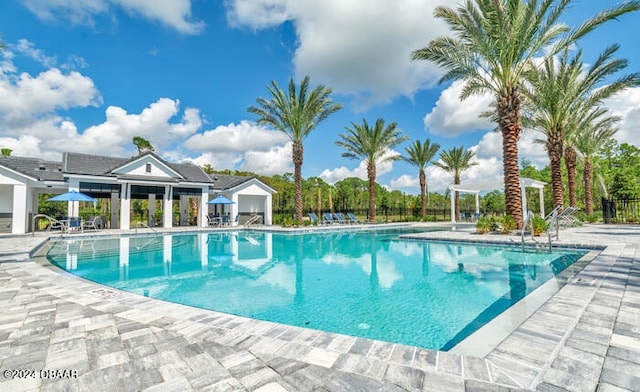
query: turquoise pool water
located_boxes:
[45,228,587,350]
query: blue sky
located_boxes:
[1,0,639,194]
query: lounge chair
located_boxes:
[557,207,580,228]
[323,213,336,224]
[334,212,349,224]
[308,212,323,225]
[347,212,362,224]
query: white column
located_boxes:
[231,194,239,224]
[449,187,456,224]
[68,180,80,217]
[11,184,27,234]
[199,187,208,228]
[120,183,130,230]
[265,194,272,225]
[163,186,173,228]
[539,187,545,217]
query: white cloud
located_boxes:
[603,87,640,147]
[390,174,419,189]
[241,142,292,175]
[22,0,203,34]
[226,0,454,107]
[183,122,293,175]
[73,98,202,154]
[14,39,58,68]
[0,68,102,129]
[423,79,494,136]
[184,120,289,152]
[319,149,398,184]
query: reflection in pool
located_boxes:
[46,229,587,350]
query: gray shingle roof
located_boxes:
[63,152,211,183]
[0,156,64,181]
[2,153,272,191]
[208,173,253,190]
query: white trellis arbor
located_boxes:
[448,178,546,223]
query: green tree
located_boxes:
[1,148,11,157]
[412,0,640,228]
[132,136,154,155]
[336,119,408,223]
[202,163,215,174]
[572,108,619,214]
[526,45,639,209]
[403,139,440,220]
[434,146,477,221]
[249,76,343,224]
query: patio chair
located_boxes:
[222,215,230,226]
[207,214,221,227]
[59,217,82,233]
[322,213,336,224]
[82,216,102,231]
[334,212,350,224]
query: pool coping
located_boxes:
[1,223,639,391]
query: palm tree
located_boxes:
[526,45,639,210]
[336,119,408,223]
[412,0,640,228]
[434,146,477,221]
[403,139,440,220]
[249,76,343,223]
[572,108,619,215]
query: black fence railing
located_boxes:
[602,197,640,224]
[273,207,453,222]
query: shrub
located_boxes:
[500,215,516,234]
[475,217,492,234]
[532,216,549,236]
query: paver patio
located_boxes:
[0,223,638,391]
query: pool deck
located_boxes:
[0,223,638,391]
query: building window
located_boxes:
[145,163,151,173]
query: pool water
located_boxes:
[45,228,587,350]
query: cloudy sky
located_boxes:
[1,0,639,193]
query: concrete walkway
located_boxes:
[0,224,638,391]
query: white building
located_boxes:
[0,152,276,234]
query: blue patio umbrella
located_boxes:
[207,195,235,205]
[48,190,97,217]
[48,190,97,203]
[207,195,235,218]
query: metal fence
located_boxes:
[602,197,640,224]
[273,207,453,222]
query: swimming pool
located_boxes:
[45,228,588,350]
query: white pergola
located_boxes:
[448,178,546,223]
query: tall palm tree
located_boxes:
[403,139,440,220]
[249,76,343,223]
[572,108,619,215]
[526,45,639,210]
[434,146,477,221]
[336,119,408,223]
[412,0,640,228]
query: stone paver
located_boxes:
[0,223,638,390]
